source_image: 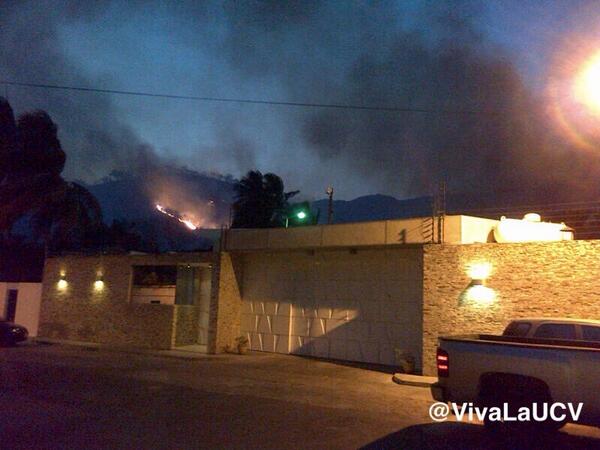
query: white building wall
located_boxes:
[0,282,42,336]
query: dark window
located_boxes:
[503,322,532,337]
[175,266,200,305]
[5,290,18,322]
[582,326,600,342]
[533,324,576,340]
[132,266,177,286]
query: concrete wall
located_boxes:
[422,240,600,375]
[459,216,497,244]
[239,247,424,367]
[130,286,176,304]
[0,282,42,336]
[39,253,215,349]
[225,215,499,251]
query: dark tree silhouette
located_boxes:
[0,97,103,251]
[0,98,18,184]
[232,170,298,228]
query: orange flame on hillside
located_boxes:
[155,204,198,230]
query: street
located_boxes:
[1,344,600,449]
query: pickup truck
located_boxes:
[431,318,600,430]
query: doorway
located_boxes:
[5,289,18,322]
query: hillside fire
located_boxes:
[155,204,198,230]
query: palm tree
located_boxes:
[232,170,298,228]
[32,181,103,251]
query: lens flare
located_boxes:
[547,37,600,152]
[575,52,600,114]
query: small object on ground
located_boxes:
[392,373,437,387]
[235,336,249,355]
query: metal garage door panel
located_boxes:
[240,299,291,354]
[243,249,422,367]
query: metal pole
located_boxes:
[326,186,334,224]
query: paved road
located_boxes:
[0,344,599,449]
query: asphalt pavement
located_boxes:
[0,344,599,449]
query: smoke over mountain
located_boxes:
[1,1,599,203]
[218,1,600,201]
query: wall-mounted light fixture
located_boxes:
[465,285,496,305]
[467,262,492,285]
[57,273,68,290]
[94,274,104,291]
[461,261,496,306]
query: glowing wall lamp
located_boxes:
[94,274,104,291]
[461,262,496,306]
[57,273,68,290]
[465,285,496,306]
[467,262,492,285]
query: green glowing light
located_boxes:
[296,211,307,220]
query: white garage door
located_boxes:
[240,248,422,366]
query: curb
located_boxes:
[33,337,216,361]
[392,373,437,388]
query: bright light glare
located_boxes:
[465,285,496,306]
[57,279,68,290]
[575,52,600,113]
[94,280,104,291]
[467,262,492,280]
[296,211,307,220]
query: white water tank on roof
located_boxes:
[493,214,573,243]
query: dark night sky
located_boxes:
[2,0,600,201]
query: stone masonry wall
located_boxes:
[422,240,600,375]
[208,252,243,353]
[172,305,200,347]
[39,253,215,349]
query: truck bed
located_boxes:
[441,334,600,352]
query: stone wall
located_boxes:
[422,240,600,375]
[172,305,200,347]
[208,252,243,353]
[39,252,215,349]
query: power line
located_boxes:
[0,80,500,115]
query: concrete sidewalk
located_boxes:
[33,337,220,361]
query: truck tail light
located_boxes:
[436,348,449,377]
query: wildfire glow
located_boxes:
[575,52,600,113]
[155,203,198,231]
[180,219,197,230]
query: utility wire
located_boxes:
[0,80,500,115]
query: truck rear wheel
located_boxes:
[478,373,565,434]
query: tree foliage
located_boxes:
[0,97,104,251]
[231,170,299,228]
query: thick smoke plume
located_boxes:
[2,1,600,206]
[218,1,600,201]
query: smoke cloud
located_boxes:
[2,0,599,205]
[217,1,600,201]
